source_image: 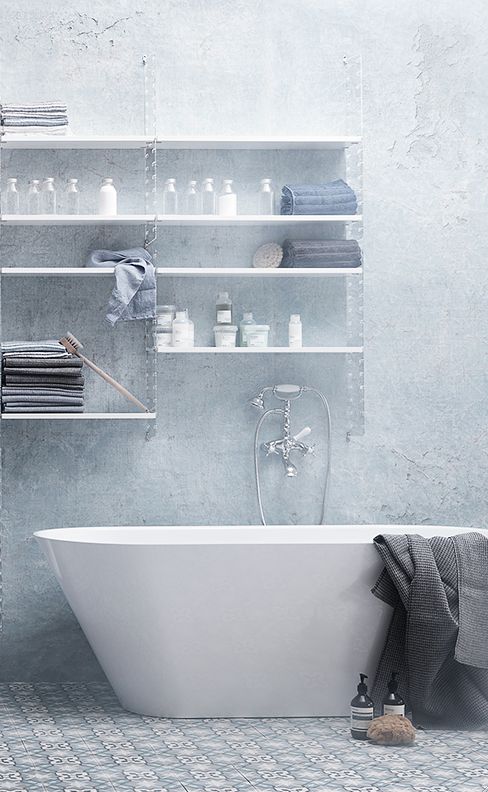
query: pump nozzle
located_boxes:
[357,673,368,693]
[387,671,399,692]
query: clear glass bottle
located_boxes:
[41,178,57,214]
[27,179,41,214]
[258,178,274,214]
[218,179,237,216]
[216,292,232,325]
[239,312,257,347]
[184,180,199,214]
[162,178,178,214]
[201,177,216,214]
[65,178,80,214]
[4,178,20,214]
[289,314,302,348]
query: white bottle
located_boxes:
[218,179,237,216]
[98,178,117,216]
[289,314,302,348]
[172,311,190,347]
[4,178,20,214]
[258,178,274,214]
[41,178,56,214]
[27,179,41,214]
[216,292,232,325]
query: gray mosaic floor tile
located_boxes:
[0,685,486,792]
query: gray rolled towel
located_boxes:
[4,376,84,386]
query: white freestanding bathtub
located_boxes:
[35,524,483,718]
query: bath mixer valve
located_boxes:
[261,401,314,476]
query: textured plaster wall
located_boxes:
[0,0,487,680]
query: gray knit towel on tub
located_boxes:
[88,248,156,326]
[280,179,357,215]
[371,531,488,728]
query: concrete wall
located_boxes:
[0,0,486,680]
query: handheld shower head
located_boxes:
[285,462,298,477]
[250,393,265,410]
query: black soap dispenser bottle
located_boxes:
[350,673,374,740]
[382,671,405,716]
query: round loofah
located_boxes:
[252,242,283,269]
[367,715,416,746]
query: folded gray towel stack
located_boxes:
[2,340,84,413]
[1,102,69,135]
[280,239,362,268]
[280,179,358,215]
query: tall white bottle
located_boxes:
[98,178,117,216]
[218,179,237,216]
[289,314,302,348]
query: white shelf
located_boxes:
[0,135,361,151]
[1,267,115,276]
[0,266,362,278]
[157,137,362,150]
[157,347,363,354]
[156,267,362,277]
[1,135,152,149]
[1,412,156,420]
[157,214,362,226]
[1,215,153,226]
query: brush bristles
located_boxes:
[59,333,83,355]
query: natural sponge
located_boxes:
[367,714,416,746]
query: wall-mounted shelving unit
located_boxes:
[0,53,364,435]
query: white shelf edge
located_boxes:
[0,215,153,226]
[156,214,362,225]
[156,347,363,354]
[156,267,362,277]
[157,137,362,150]
[0,135,152,149]
[1,135,361,151]
[0,266,362,277]
[1,267,115,276]
[1,412,156,420]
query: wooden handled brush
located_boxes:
[59,332,150,413]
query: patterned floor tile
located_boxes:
[0,686,486,792]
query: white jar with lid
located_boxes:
[214,325,238,347]
[246,325,270,347]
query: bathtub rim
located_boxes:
[33,524,486,547]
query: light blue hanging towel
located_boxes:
[88,248,156,326]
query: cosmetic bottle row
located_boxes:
[2,176,118,215]
[162,178,275,216]
[154,294,303,349]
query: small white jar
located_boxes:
[214,325,238,347]
[246,325,270,347]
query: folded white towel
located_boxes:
[1,126,69,135]
[1,103,67,113]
